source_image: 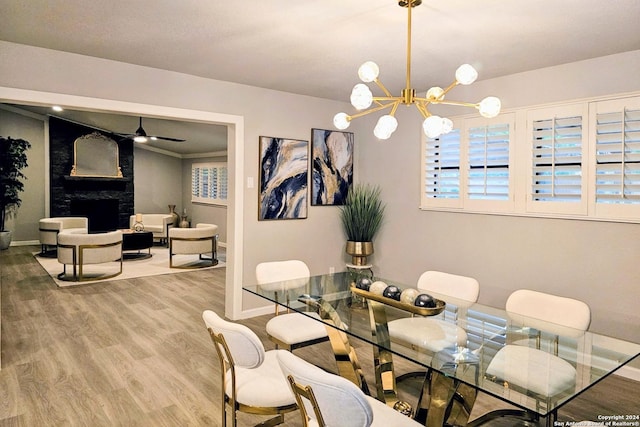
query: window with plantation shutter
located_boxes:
[464,115,515,212]
[420,92,640,224]
[592,97,640,220]
[527,105,588,215]
[191,162,228,206]
[422,128,462,208]
[467,123,510,200]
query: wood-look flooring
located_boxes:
[1,245,638,426]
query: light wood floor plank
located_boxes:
[1,245,638,426]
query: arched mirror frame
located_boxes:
[70,131,123,178]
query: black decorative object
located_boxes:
[383,285,402,300]
[414,293,436,308]
[356,277,372,291]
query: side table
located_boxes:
[120,230,153,260]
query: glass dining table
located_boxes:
[243,272,640,427]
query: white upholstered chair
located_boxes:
[477,289,591,425]
[276,350,422,427]
[202,310,297,427]
[387,271,480,353]
[56,229,123,282]
[256,260,329,351]
[169,223,218,268]
[38,216,88,256]
[129,214,173,245]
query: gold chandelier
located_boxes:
[333,0,501,140]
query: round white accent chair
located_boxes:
[56,229,123,282]
[477,289,591,425]
[276,349,422,427]
[168,223,218,268]
[256,260,329,352]
[202,310,297,427]
[38,216,88,256]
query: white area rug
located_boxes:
[34,246,225,287]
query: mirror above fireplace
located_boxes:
[71,132,123,178]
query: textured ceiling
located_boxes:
[2,0,639,153]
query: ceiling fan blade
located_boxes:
[150,136,186,142]
[113,117,186,142]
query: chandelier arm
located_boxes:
[372,96,401,102]
[439,81,459,97]
[389,102,400,117]
[430,100,479,108]
[348,101,399,120]
[374,79,394,98]
[414,102,431,119]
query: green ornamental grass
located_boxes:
[339,184,385,242]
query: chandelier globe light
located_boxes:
[333,0,501,140]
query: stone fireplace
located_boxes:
[49,117,134,231]
[70,199,120,233]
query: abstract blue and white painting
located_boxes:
[311,129,354,206]
[259,136,308,220]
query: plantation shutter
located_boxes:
[527,105,588,215]
[191,162,228,205]
[592,97,640,220]
[422,129,462,208]
[463,114,515,212]
[467,123,510,200]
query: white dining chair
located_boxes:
[276,349,422,427]
[256,260,329,351]
[477,289,591,425]
[202,310,298,427]
[386,271,480,421]
[387,271,480,353]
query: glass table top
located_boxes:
[243,272,640,418]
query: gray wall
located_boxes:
[0,107,45,241]
[358,50,640,344]
[1,40,639,346]
[133,147,183,216]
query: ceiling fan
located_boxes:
[115,117,186,143]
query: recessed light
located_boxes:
[52,105,63,112]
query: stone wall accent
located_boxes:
[49,117,134,231]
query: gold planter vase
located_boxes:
[345,241,374,266]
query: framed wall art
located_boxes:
[259,136,309,220]
[311,128,354,206]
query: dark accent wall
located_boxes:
[49,117,134,230]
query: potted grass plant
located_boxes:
[1,136,31,250]
[339,183,385,265]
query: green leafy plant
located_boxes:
[339,183,385,242]
[1,136,31,232]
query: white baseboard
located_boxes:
[616,364,640,382]
[238,305,274,319]
[10,239,39,246]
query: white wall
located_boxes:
[358,50,640,343]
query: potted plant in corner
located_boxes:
[0,136,31,250]
[339,183,385,266]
